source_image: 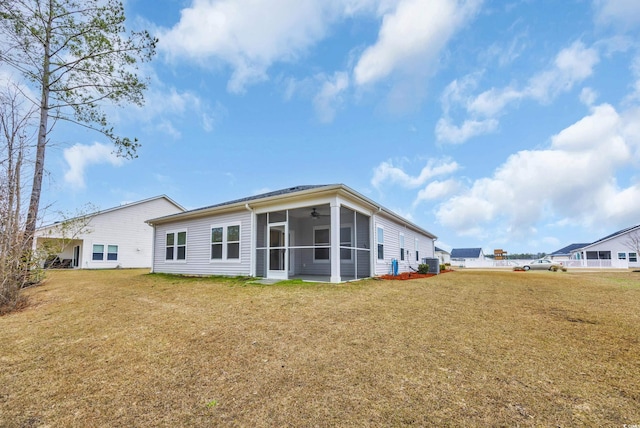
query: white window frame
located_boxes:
[92,244,118,262]
[92,244,105,261]
[210,224,241,262]
[618,252,627,260]
[313,225,330,263]
[107,244,118,261]
[376,225,384,262]
[415,238,419,262]
[399,233,405,261]
[630,252,638,263]
[166,230,187,262]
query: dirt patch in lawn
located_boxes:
[1,269,639,427]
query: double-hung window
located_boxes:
[399,233,405,261]
[618,252,627,260]
[166,231,187,261]
[107,245,118,261]
[314,226,330,262]
[415,238,419,262]
[92,244,118,261]
[92,244,104,261]
[211,225,241,261]
[227,225,240,259]
[211,227,223,259]
[377,226,384,260]
[630,253,638,263]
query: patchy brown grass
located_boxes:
[1,269,639,427]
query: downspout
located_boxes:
[371,206,382,277]
[245,203,255,277]
[150,224,156,273]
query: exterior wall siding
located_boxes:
[35,197,183,269]
[373,213,435,276]
[576,231,640,268]
[152,210,252,276]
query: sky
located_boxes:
[23,0,640,254]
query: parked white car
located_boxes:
[522,259,562,271]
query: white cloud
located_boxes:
[132,83,224,135]
[437,41,600,144]
[354,0,482,86]
[413,179,461,205]
[63,142,124,189]
[594,0,640,29]
[313,72,350,123]
[434,103,640,237]
[525,41,599,102]
[580,87,598,106]
[435,117,498,144]
[159,0,342,93]
[371,158,460,188]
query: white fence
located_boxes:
[452,258,632,269]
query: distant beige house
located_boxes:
[34,195,184,269]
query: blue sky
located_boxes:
[33,0,640,254]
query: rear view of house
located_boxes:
[147,184,437,283]
[35,195,184,269]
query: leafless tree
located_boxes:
[0,83,37,313]
[624,229,640,256]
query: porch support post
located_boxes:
[330,202,341,283]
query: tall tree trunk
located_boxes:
[22,0,52,269]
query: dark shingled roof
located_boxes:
[550,243,591,256]
[193,185,330,212]
[587,224,640,246]
[435,246,449,253]
[451,248,483,258]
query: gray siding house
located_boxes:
[147,184,437,282]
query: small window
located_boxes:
[630,253,638,262]
[377,226,384,260]
[618,252,626,260]
[177,231,187,260]
[92,244,104,261]
[107,245,118,261]
[314,226,330,261]
[399,233,405,261]
[415,238,419,262]
[166,233,175,260]
[211,227,223,259]
[227,225,240,259]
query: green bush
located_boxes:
[417,264,429,274]
[439,264,446,272]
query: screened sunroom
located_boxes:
[254,204,371,282]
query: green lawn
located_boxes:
[1,269,639,426]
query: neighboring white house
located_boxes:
[35,195,185,269]
[147,184,438,283]
[567,224,640,268]
[549,243,590,263]
[450,248,485,266]
[435,247,451,264]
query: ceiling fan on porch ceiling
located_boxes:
[310,208,329,219]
